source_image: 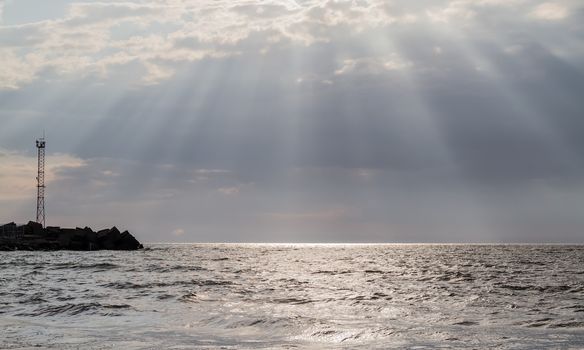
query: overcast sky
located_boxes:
[1,0,583,242]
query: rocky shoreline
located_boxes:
[0,221,143,251]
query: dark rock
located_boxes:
[28,221,43,235]
[0,222,143,251]
[117,230,143,250]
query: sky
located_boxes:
[1,0,583,243]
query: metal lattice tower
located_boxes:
[36,136,46,227]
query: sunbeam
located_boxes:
[1,0,584,243]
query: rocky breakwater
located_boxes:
[0,221,143,251]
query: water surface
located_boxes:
[1,244,583,349]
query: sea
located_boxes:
[1,244,583,349]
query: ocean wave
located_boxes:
[51,262,119,271]
[16,302,133,317]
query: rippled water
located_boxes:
[1,244,583,349]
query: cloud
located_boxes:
[195,169,231,175]
[0,1,5,23]
[0,149,85,200]
[230,4,293,19]
[0,50,39,90]
[334,55,413,76]
[0,0,579,91]
[218,187,240,196]
[264,208,348,223]
[0,0,421,90]
[142,61,175,85]
[426,3,476,23]
[172,228,185,236]
[67,2,162,24]
[530,2,569,20]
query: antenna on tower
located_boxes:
[36,134,46,227]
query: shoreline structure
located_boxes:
[0,221,143,251]
[0,137,142,251]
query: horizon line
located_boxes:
[143,242,584,245]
